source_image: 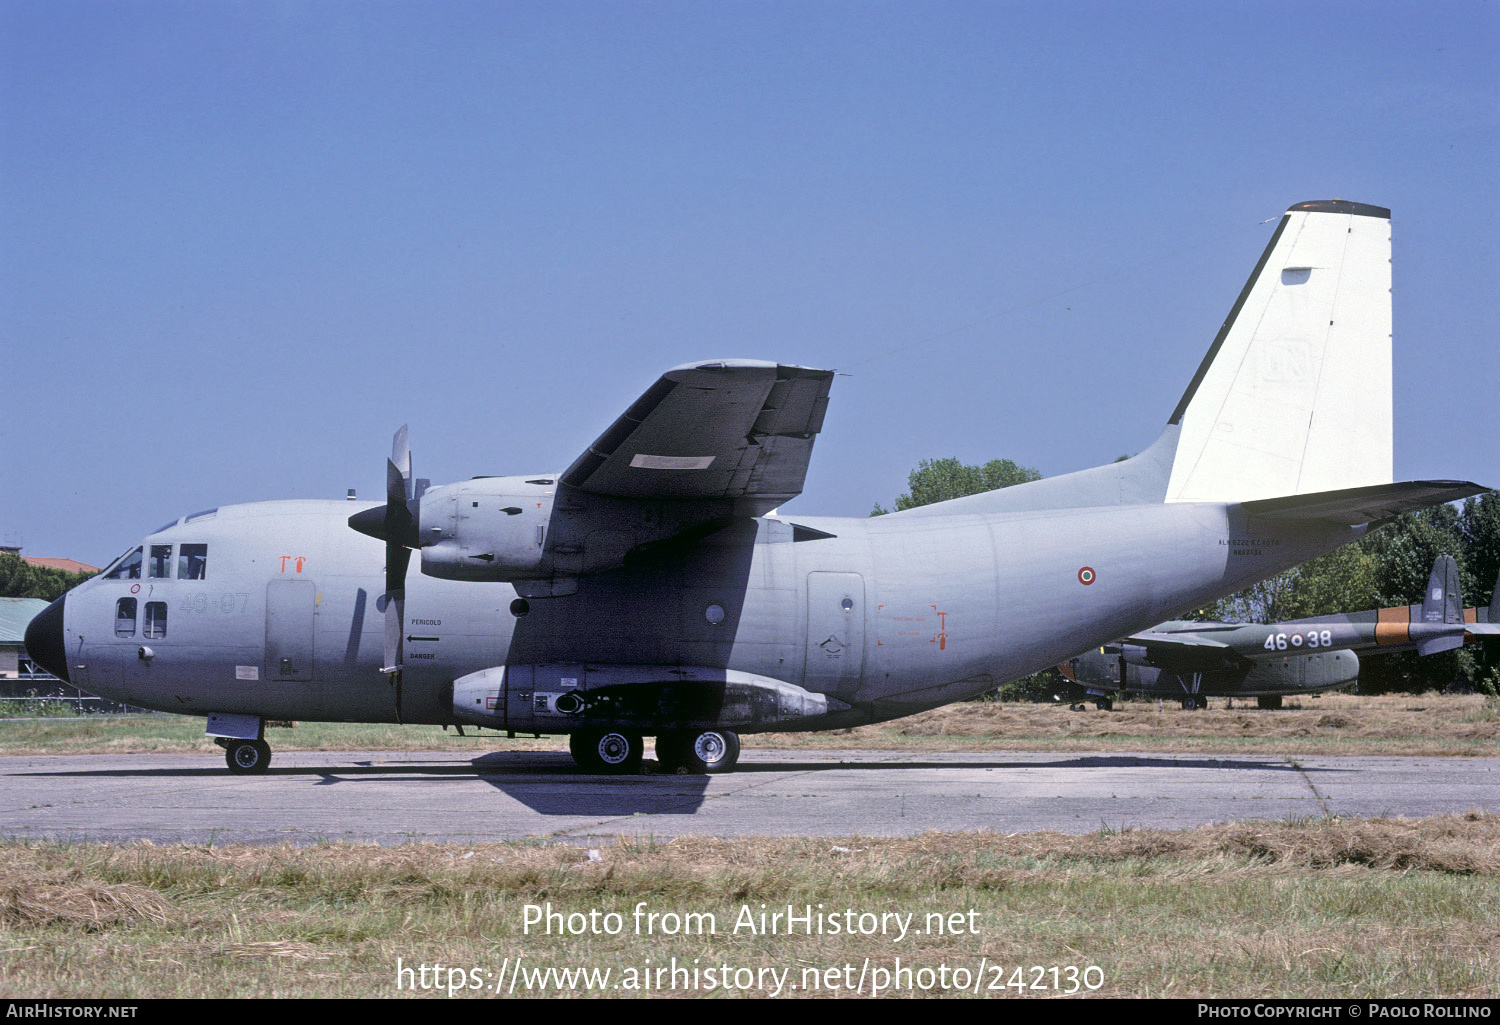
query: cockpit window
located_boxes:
[104,547,143,580]
[178,544,207,580]
[148,545,173,579]
[143,602,167,639]
[114,598,137,638]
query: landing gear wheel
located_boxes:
[1181,696,1208,710]
[1094,697,1114,711]
[680,730,740,774]
[1257,695,1283,710]
[225,739,271,775]
[570,730,644,774]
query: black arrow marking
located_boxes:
[407,635,439,643]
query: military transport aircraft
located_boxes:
[24,200,1489,775]
[1059,555,1500,710]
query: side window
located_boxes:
[178,544,207,580]
[143,602,167,639]
[148,544,173,578]
[105,547,143,580]
[114,598,137,638]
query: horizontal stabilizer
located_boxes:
[1241,481,1487,526]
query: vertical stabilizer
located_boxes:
[1166,200,1393,504]
[1422,555,1463,625]
[1418,553,1464,654]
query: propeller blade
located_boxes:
[390,425,411,502]
[383,591,405,669]
[346,426,419,719]
[348,425,419,546]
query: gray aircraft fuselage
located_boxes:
[53,493,1355,731]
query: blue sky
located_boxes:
[3,1,1496,565]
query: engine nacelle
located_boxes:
[418,476,557,581]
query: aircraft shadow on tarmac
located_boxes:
[11,751,1348,818]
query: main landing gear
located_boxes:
[220,738,272,775]
[656,729,740,774]
[567,729,742,774]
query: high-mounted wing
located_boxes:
[561,360,833,512]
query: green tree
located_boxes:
[0,555,94,601]
[871,457,1041,515]
[1459,493,1500,694]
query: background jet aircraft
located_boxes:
[24,200,1489,774]
[1059,555,1500,709]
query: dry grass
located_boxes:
[0,814,1496,998]
[752,691,1500,756]
[1,693,1495,759]
[0,869,170,930]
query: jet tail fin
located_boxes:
[1166,200,1393,504]
[1422,555,1462,625]
[1417,554,1464,655]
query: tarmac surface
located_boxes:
[4,749,1498,845]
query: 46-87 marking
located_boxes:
[1263,629,1334,651]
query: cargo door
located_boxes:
[265,579,316,681]
[804,571,865,699]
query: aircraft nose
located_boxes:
[24,595,68,683]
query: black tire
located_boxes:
[570,729,644,774]
[1095,697,1114,711]
[225,739,271,775]
[1257,695,1283,710]
[680,730,740,774]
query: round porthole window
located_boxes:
[841,597,854,611]
[705,604,726,625]
[510,598,531,617]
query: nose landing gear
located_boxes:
[222,738,272,775]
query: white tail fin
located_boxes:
[1165,200,1393,504]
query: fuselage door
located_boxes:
[266,579,317,682]
[804,571,865,699]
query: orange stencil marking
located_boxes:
[930,605,949,650]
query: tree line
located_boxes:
[0,555,97,603]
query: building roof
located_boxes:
[0,598,50,646]
[20,556,100,575]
